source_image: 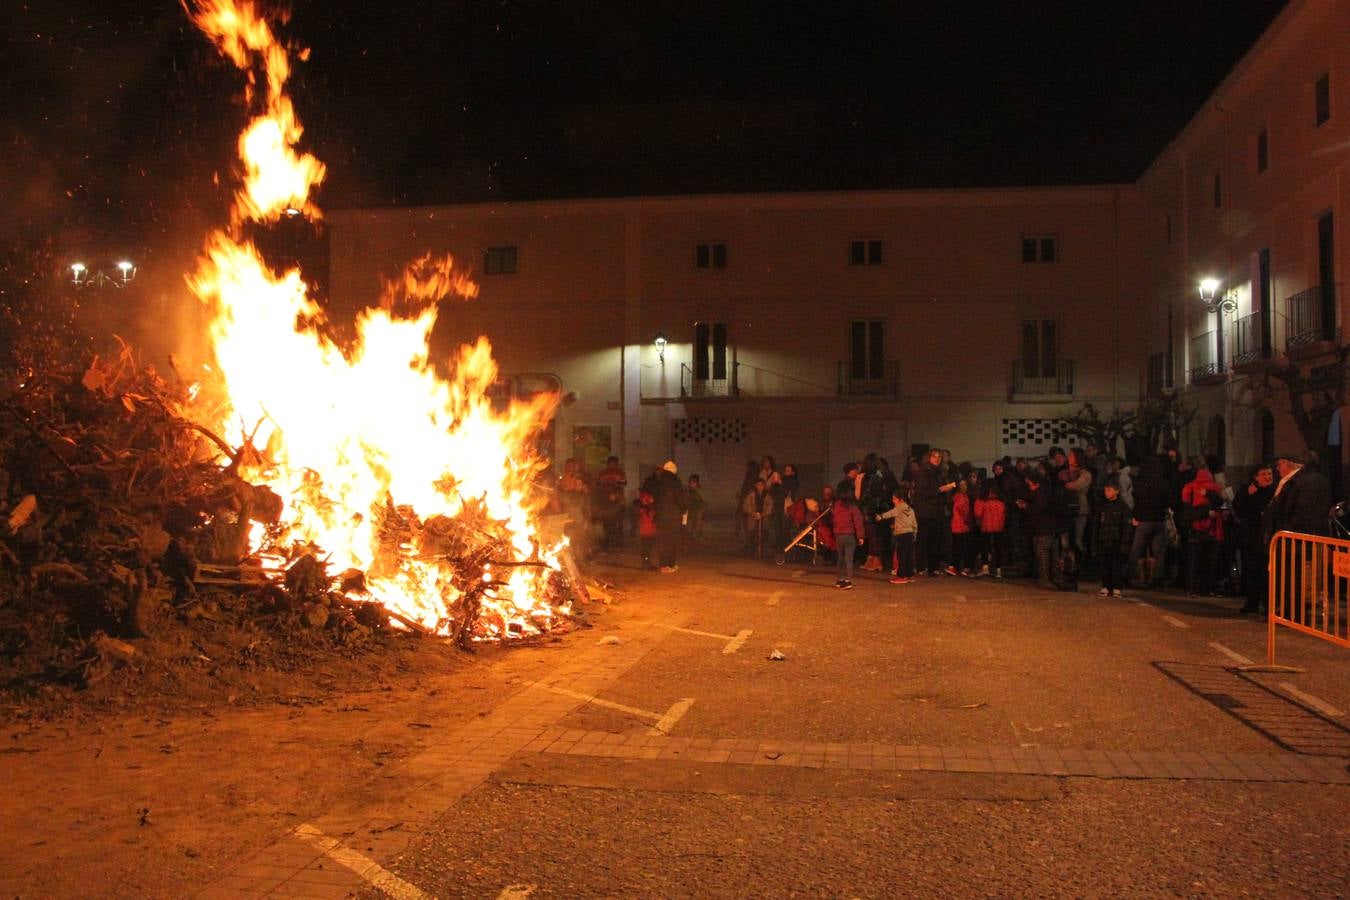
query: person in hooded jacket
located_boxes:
[641,461,687,573]
[1180,463,1225,595]
[831,481,866,589]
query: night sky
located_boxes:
[2,0,1286,258]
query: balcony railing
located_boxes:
[1010,359,1074,398]
[1285,284,1340,351]
[837,360,899,396]
[1145,351,1170,397]
[1189,331,1222,383]
[680,362,738,398]
[1232,312,1266,367]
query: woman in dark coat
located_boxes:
[1232,464,1274,614]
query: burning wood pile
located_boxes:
[3,0,591,694]
[0,342,586,690]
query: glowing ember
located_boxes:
[182,0,565,638]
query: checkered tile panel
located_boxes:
[672,418,748,444]
[1000,418,1079,453]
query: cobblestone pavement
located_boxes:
[196,555,1350,898]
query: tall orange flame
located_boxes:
[183,0,564,637]
[192,0,326,223]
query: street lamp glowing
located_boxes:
[654,332,668,363]
[1198,277,1221,302]
[69,260,135,288]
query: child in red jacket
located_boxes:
[973,483,1007,577]
[950,480,976,576]
[830,483,866,589]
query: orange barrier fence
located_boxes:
[1267,530,1350,666]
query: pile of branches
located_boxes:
[0,343,584,692]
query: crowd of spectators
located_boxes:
[553,444,1336,611]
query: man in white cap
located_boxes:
[1264,449,1332,624]
[641,461,687,573]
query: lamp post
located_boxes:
[654,332,668,364]
[70,260,136,290]
[1198,276,1237,315]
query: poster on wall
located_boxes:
[572,425,613,472]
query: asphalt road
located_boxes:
[339,549,1350,898]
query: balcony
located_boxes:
[1285,284,1341,358]
[1189,331,1225,385]
[837,360,899,397]
[1231,312,1268,372]
[1009,359,1074,402]
[680,362,739,398]
[1145,351,1172,398]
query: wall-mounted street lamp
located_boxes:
[1198,277,1237,315]
[654,332,668,363]
[71,260,136,289]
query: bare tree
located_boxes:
[1239,348,1350,463]
[1057,396,1195,464]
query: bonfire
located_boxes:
[0,0,581,688]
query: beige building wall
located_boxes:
[1137,0,1350,485]
[329,187,1144,512]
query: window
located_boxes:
[695,242,727,269]
[484,245,518,275]
[1213,172,1223,209]
[694,321,728,381]
[849,239,882,266]
[1021,236,1057,263]
[1021,318,1057,378]
[849,320,885,381]
[1256,129,1268,173]
[1315,73,1331,126]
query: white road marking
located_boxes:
[1279,683,1345,718]
[1209,641,1254,666]
[722,629,753,654]
[497,885,537,899]
[534,684,661,721]
[766,590,784,606]
[655,623,736,641]
[294,823,431,900]
[649,698,696,735]
[1161,614,1189,629]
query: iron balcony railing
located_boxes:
[1232,312,1266,367]
[1189,331,1222,382]
[1285,283,1340,350]
[680,362,738,398]
[837,360,899,396]
[1010,359,1074,396]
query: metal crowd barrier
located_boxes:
[1267,530,1350,666]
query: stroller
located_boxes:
[775,505,834,567]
